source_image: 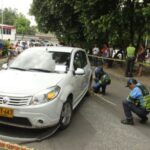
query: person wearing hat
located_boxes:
[92,66,111,95]
[121,79,148,125]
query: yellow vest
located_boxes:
[127,46,135,57]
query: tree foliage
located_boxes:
[30,0,150,49]
[0,8,37,35]
[15,14,30,35]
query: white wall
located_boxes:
[0,28,16,41]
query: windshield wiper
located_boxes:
[27,68,52,73]
[9,67,26,71]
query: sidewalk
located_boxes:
[105,66,150,89]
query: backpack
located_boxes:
[137,84,150,112]
[101,73,111,85]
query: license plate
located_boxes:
[0,107,13,118]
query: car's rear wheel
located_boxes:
[59,100,72,129]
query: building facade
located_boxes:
[0,24,16,41]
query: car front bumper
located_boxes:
[0,98,63,129]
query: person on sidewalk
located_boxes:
[136,44,146,77]
[101,43,109,68]
[92,66,111,95]
[125,43,136,77]
[92,44,100,66]
[121,79,148,125]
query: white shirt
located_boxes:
[92,47,99,55]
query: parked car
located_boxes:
[0,46,92,129]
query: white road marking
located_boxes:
[94,93,117,107]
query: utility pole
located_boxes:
[1,0,3,40]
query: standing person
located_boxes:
[108,44,114,67]
[92,44,100,66]
[125,43,136,77]
[92,66,111,95]
[121,79,149,125]
[0,41,4,58]
[145,48,150,63]
[101,43,109,68]
[136,44,146,77]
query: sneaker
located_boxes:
[140,117,148,124]
[121,119,134,125]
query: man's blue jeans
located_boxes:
[92,82,106,94]
[122,100,148,119]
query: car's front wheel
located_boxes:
[59,100,72,129]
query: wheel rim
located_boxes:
[61,103,72,126]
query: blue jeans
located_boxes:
[122,100,148,119]
[92,82,106,94]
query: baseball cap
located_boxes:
[126,79,137,87]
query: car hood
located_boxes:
[0,70,65,96]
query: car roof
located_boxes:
[28,46,85,53]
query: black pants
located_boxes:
[125,57,135,77]
[122,100,148,120]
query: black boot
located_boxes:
[121,119,134,125]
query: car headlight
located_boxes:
[30,86,61,105]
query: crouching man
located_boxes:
[121,79,148,125]
[92,66,111,95]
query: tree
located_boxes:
[0,8,37,36]
[30,0,85,47]
[0,8,17,25]
[15,14,30,36]
[30,0,150,49]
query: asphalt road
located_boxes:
[0,77,150,150]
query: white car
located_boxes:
[0,46,92,129]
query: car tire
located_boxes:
[59,99,72,130]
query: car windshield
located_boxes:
[9,49,71,73]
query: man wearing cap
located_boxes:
[121,79,148,125]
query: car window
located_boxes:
[80,51,87,68]
[52,52,70,68]
[9,49,71,73]
[73,51,82,70]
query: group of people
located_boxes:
[92,43,113,67]
[92,66,149,125]
[91,42,149,77]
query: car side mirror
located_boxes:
[75,68,85,75]
[2,63,8,69]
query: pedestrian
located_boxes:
[125,43,136,77]
[92,44,100,66]
[92,66,111,95]
[101,43,109,68]
[145,48,150,63]
[121,79,149,125]
[0,41,4,58]
[136,44,146,77]
[108,43,114,67]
